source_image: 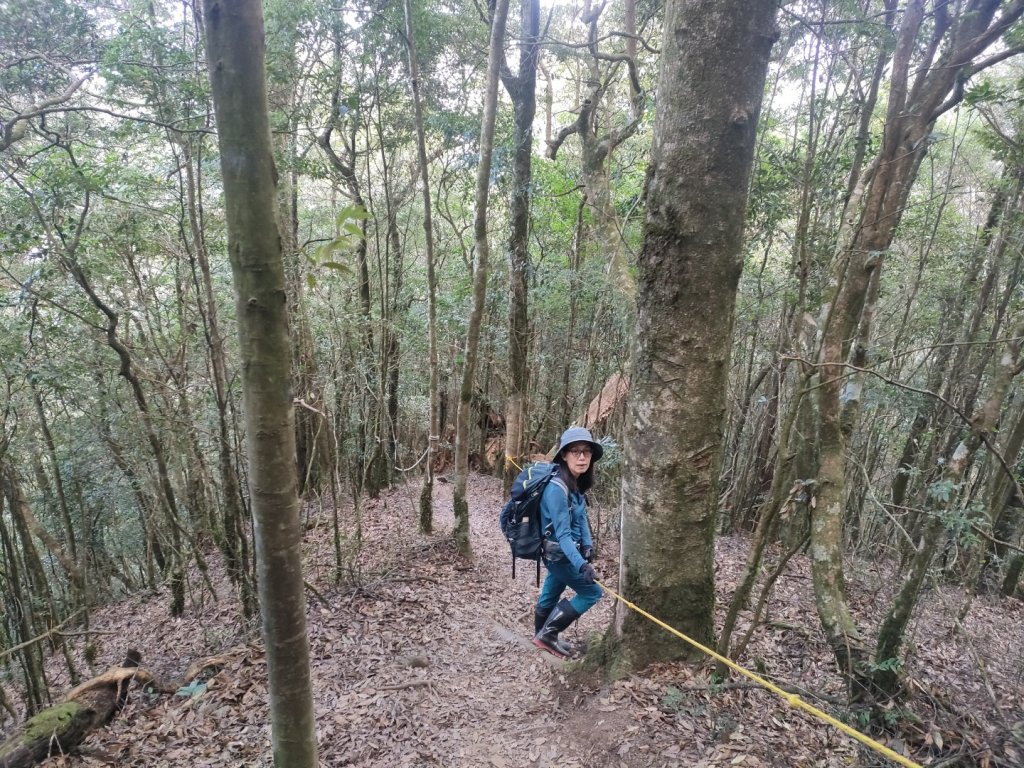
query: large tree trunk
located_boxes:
[611,0,778,671]
[202,2,318,766]
[452,0,510,556]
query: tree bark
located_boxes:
[611,0,778,671]
[202,1,318,765]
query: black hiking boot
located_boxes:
[534,605,552,634]
[532,599,580,659]
[534,606,580,656]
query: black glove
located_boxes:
[580,563,597,585]
[581,545,595,563]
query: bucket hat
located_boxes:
[556,426,603,462]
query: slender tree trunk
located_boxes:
[29,388,78,570]
[871,325,1024,701]
[978,398,1024,591]
[969,397,1024,593]
[500,0,540,490]
[452,0,511,555]
[369,95,404,493]
[611,0,778,671]
[62,255,191,617]
[810,0,1024,701]
[403,0,440,534]
[94,374,164,584]
[181,138,255,616]
[560,199,586,430]
[546,0,644,300]
[1,461,56,714]
[202,1,317,764]
[316,51,379,498]
[264,5,331,499]
[1002,552,1024,596]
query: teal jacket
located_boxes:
[539,474,593,573]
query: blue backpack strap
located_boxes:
[545,475,569,537]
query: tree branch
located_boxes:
[0,73,89,151]
[546,105,589,159]
[785,355,1024,512]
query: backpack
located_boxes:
[499,462,567,586]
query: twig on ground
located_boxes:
[304,579,330,607]
[378,679,434,691]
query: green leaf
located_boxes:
[869,657,903,673]
[336,204,370,227]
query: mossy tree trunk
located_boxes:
[610,0,778,671]
[201,1,318,765]
[0,657,158,768]
[0,701,106,768]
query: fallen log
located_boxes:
[0,651,170,768]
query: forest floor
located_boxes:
[15,472,1024,767]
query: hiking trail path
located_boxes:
[28,474,1024,767]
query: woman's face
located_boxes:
[562,442,593,478]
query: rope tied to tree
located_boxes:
[596,580,923,768]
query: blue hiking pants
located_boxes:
[536,557,602,616]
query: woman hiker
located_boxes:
[532,426,603,658]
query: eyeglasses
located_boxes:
[566,447,592,458]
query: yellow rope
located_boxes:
[505,454,523,472]
[595,580,923,768]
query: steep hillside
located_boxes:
[10,474,1023,767]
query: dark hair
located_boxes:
[555,450,596,494]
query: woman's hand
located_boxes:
[580,563,597,584]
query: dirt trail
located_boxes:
[26,473,1023,767]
